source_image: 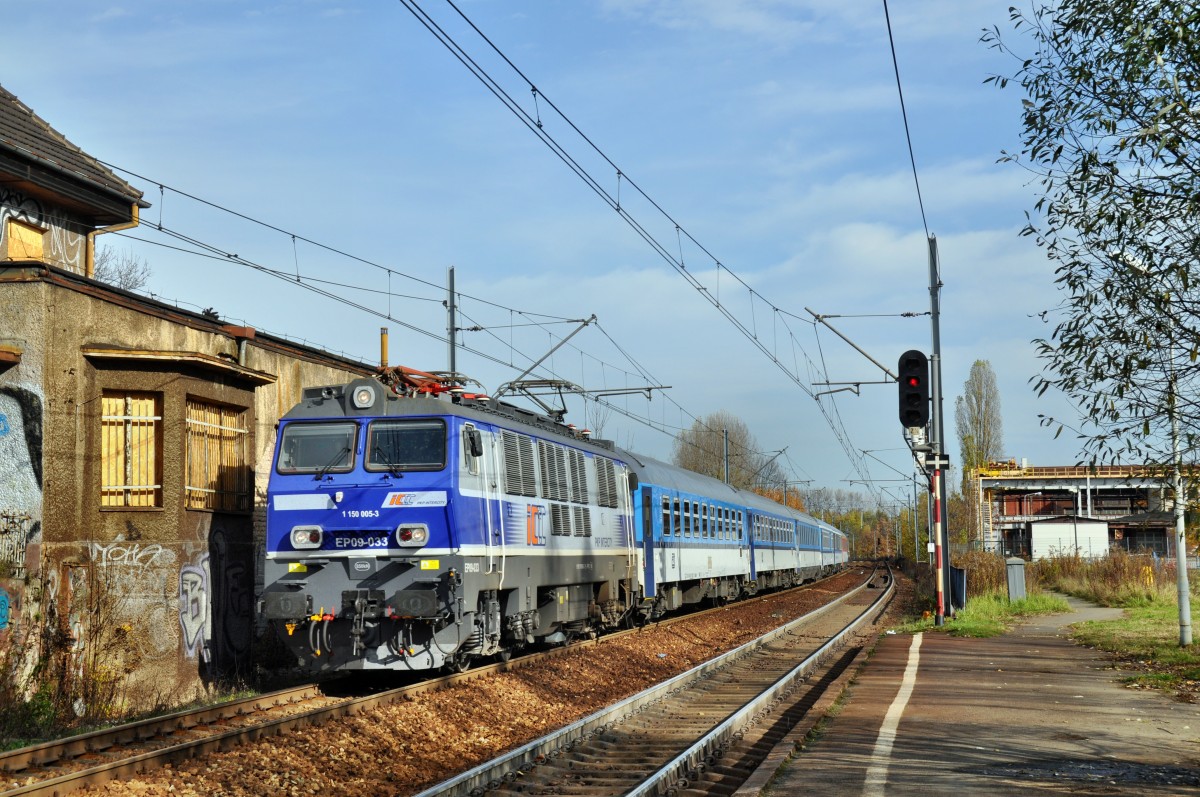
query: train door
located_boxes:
[619,466,637,598]
[746,511,757,582]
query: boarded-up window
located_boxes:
[185,399,251,512]
[101,392,162,507]
[5,218,44,261]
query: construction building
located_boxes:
[972,461,1178,559]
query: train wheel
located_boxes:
[446,652,472,673]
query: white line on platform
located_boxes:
[862,632,923,797]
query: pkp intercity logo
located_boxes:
[381,491,448,508]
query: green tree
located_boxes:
[955,360,1005,484]
[983,2,1200,465]
[955,360,1004,547]
[985,0,1197,644]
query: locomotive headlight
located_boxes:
[352,384,376,409]
[290,525,324,549]
[395,524,429,547]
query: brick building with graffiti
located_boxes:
[0,84,374,709]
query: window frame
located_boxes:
[275,421,359,475]
[365,418,447,473]
[184,397,252,512]
[100,391,163,509]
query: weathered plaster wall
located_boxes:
[0,279,46,649]
[4,271,372,708]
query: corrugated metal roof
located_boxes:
[0,83,144,203]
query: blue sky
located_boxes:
[6,0,1081,502]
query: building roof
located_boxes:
[1030,515,1107,525]
[0,83,147,222]
[1110,511,1174,527]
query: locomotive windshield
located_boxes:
[366,419,446,472]
[276,422,357,474]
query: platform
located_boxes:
[760,596,1200,795]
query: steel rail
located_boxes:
[0,569,862,797]
[0,684,323,775]
[631,566,893,796]
[412,567,888,797]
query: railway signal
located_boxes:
[897,349,930,427]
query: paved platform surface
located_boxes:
[761,596,1200,796]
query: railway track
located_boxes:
[415,566,894,797]
[0,569,875,797]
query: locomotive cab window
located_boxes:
[367,419,446,472]
[277,422,357,474]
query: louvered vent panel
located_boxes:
[568,449,589,504]
[595,458,617,507]
[551,503,572,536]
[539,441,569,501]
[502,431,538,496]
[518,434,537,496]
[573,506,592,537]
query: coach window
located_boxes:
[673,498,682,536]
[694,502,702,537]
[662,496,671,536]
[683,500,692,537]
[367,419,446,472]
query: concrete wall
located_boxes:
[0,267,372,710]
[0,278,46,653]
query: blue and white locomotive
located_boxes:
[260,370,848,673]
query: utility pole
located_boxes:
[928,234,952,623]
[723,428,730,485]
[447,266,457,374]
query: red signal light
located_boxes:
[897,349,930,427]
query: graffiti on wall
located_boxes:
[0,513,35,580]
[0,385,43,494]
[179,560,208,660]
[0,385,43,644]
[0,188,85,272]
[90,540,179,661]
[179,526,253,671]
[0,587,9,631]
